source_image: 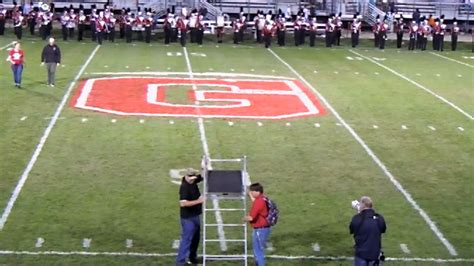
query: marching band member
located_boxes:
[276,16,286,46]
[294,15,302,46]
[68,9,76,38]
[60,10,70,41]
[144,11,153,43]
[408,20,418,51]
[39,6,52,40]
[13,11,25,40]
[216,14,225,43]
[27,7,37,35]
[77,9,86,41]
[96,12,107,45]
[262,18,275,48]
[89,8,98,41]
[233,18,242,44]
[164,12,173,44]
[325,17,335,47]
[189,9,198,43]
[334,13,342,46]
[439,16,446,51]
[308,17,317,47]
[196,13,204,45]
[106,10,116,42]
[395,17,404,48]
[0,5,6,35]
[299,15,307,45]
[118,8,125,39]
[255,11,265,43]
[351,16,361,48]
[135,11,145,41]
[125,11,133,43]
[239,15,246,43]
[421,18,430,51]
[378,17,388,49]
[451,19,460,51]
[433,19,441,51]
[177,15,188,47]
[372,16,380,47]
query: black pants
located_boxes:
[14,26,22,39]
[40,25,48,40]
[190,28,197,43]
[109,29,115,42]
[233,32,239,44]
[68,27,74,38]
[171,28,178,42]
[29,21,35,35]
[256,28,262,43]
[91,23,96,41]
[238,30,244,43]
[277,31,285,46]
[164,27,171,44]
[0,20,5,35]
[180,30,187,47]
[326,31,333,47]
[197,29,204,45]
[78,24,84,41]
[309,31,316,47]
[378,32,386,49]
[300,29,306,45]
[125,26,132,43]
[408,36,416,50]
[439,35,444,51]
[97,31,103,45]
[136,30,143,41]
[264,34,271,48]
[421,37,427,51]
[433,34,439,50]
[62,26,68,41]
[216,28,223,43]
[145,27,151,43]
[351,32,359,48]
[396,32,403,48]
[334,29,341,46]
[416,33,423,49]
[451,34,458,51]
[374,33,379,47]
[294,30,300,46]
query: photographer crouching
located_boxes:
[349,196,387,266]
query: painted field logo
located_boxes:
[73,76,326,119]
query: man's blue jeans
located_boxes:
[11,64,23,85]
[253,227,270,266]
[354,256,380,266]
[176,216,201,266]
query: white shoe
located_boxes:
[50,84,55,87]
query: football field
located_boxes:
[0,33,473,265]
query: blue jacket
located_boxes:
[349,209,386,260]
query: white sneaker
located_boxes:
[50,84,55,87]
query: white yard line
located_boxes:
[429,52,474,68]
[269,48,458,256]
[0,250,473,263]
[350,50,473,121]
[0,45,101,231]
[183,47,227,252]
[0,41,15,51]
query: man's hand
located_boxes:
[243,215,253,222]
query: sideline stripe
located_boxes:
[0,250,472,262]
[183,47,227,252]
[0,45,101,231]
[269,48,458,256]
[429,52,474,68]
[350,50,473,121]
[0,41,15,51]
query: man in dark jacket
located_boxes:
[349,196,386,266]
[41,37,61,87]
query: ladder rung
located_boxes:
[205,223,245,227]
[205,239,246,242]
[208,195,245,200]
[209,159,242,162]
[205,208,245,211]
[205,255,247,261]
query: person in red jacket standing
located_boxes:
[6,42,25,88]
[245,183,270,266]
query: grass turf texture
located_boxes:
[0,31,473,265]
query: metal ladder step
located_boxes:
[205,255,247,261]
[205,223,245,227]
[205,208,245,212]
[204,239,246,242]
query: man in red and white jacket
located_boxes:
[6,42,25,88]
[245,183,271,266]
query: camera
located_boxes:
[351,200,360,211]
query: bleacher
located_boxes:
[206,0,277,15]
[394,1,437,17]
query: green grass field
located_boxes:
[0,31,473,265]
